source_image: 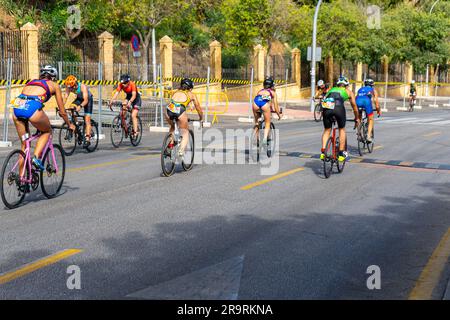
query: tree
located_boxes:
[115,0,181,80]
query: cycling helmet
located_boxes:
[263,77,275,89]
[180,78,194,90]
[336,76,349,87]
[40,65,58,80]
[120,74,131,84]
[364,78,374,87]
[317,79,325,88]
[65,75,78,88]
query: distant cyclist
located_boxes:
[315,79,330,101]
[64,75,94,147]
[109,74,141,139]
[11,65,74,170]
[320,76,359,162]
[253,77,282,145]
[166,78,203,157]
[409,80,417,107]
[355,78,380,143]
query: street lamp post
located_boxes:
[310,0,323,113]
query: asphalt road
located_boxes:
[0,106,450,299]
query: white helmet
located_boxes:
[317,79,325,87]
[411,80,415,84]
[40,65,58,80]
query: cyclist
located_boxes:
[109,74,141,138]
[320,76,360,162]
[253,77,282,145]
[409,80,417,108]
[64,75,94,147]
[315,79,330,101]
[11,65,75,170]
[355,78,380,143]
[165,78,203,157]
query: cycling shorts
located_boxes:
[356,96,373,116]
[12,95,44,120]
[166,106,186,119]
[75,96,94,116]
[254,95,271,108]
[323,105,346,129]
[126,93,141,110]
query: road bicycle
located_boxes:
[110,101,143,148]
[0,124,65,209]
[322,117,347,179]
[251,109,277,162]
[161,116,196,177]
[58,106,99,156]
[355,108,375,156]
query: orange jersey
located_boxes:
[117,81,139,95]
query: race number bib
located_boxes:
[167,103,181,114]
[12,98,28,109]
[322,97,335,110]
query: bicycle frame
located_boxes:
[10,133,57,184]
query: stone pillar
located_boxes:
[159,35,173,86]
[325,52,334,86]
[98,31,114,81]
[209,40,222,80]
[381,55,389,79]
[291,48,301,88]
[253,44,266,82]
[20,22,39,79]
[355,61,363,91]
[405,61,413,84]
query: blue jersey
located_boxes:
[357,86,374,100]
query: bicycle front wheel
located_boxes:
[266,122,276,158]
[41,144,65,199]
[357,124,365,157]
[336,137,347,173]
[110,115,124,148]
[0,150,27,209]
[314,104,322,122]
[161,133,176,177]
[130,116,143,146]
[323,137,333,178]
[58,123,77,156]
[85,120,99,153]
[181,130,195,171]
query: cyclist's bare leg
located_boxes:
[367,114,374,139]
[177,112,189,153]
[85,114,91,141]
[131,108,139,134]
[338,128,346,152]
[262,106,271,141]
[252,105,261,136]
[13,115,28,172]
[29,110,51,159]
[321,128,331,150]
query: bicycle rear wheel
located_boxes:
[323,137,333,178]
[266,122,276,158]
[0,150,27,209]
[181,130,195,171]
[110,115,124,148]
[161,133,176,177]
[85,120,99,153]
[130,116,143,146]
[58,123,77,156]
[41,144,65,198]
[367,126,374,153]
[336,137,347,173]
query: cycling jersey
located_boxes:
[356,86,374,116]
[410,85,416,95]
[322,87,350,129]
[167,90,191,118]
[117,81,141,109]
[12,79,52,119]
[24,79,52,103]
[254,89,274,108]
[73,83,94,115]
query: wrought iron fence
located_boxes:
[0,31,28,79]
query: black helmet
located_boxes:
[40,65,58,80]
[364,78,374,87]
[180,78,194,90]
[120,74,131,84]
[263,77,275,89]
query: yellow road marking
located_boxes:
[423,131,441,138]
[0,249,82,285]
[349,158,363,163]
[68,155,158,173]
[373,145,383,150]
[241,167,304,190]
[399,161,414,167]
[409,228,450,300]
[374,159,388,164]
